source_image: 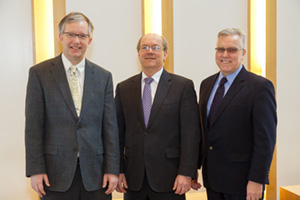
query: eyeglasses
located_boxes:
[215,47,243,54]
[140,45,163,52]
[63,32,90,40]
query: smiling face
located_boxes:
[138,34,167,76]
[215,34,246,76]
[59,20,92,65]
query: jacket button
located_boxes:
[209,146,213,150]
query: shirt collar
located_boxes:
[142,67,164,84]
[218,65,243,85]
[61,53,85,76]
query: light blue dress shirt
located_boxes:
[206,65,243,116]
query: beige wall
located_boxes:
[65,0,142,88]
[0,0,36,199]
[173,0,248,96]
[277,0,300,199]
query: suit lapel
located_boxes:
[130,74,145,129]
[147,70,171,129]
[210,67,247,127]
[79,60,95,120]
[49,55,78,119]
[201,73,219,128]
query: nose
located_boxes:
[222,50,229,57]
[73,35,80,43]
[146,47,154,53]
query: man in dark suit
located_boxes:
[25,12,119,200]
[198,28,277,200]
[115,33,200,200]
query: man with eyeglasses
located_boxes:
[197,28,277,200]
[25,12,119,200]
[114,33,200,200]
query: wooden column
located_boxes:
[53,0,66,56]
[266,0,277,199]
[248,0,277,199]
[161,0,173,73]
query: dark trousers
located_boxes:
[206,188,264,200]
[42,164,111,200]
[124,173,185,200]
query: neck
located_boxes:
[143,66,163,77]
[63,53,84,66]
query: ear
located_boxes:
[59,33,63,42]
[88,37,93,45]
[163,50,168,60]
[242,49,246,56]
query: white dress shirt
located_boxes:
[62,53,85,99]
[141,67,164,104]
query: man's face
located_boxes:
[59,20,92,65]
[215,34,246,76]
[138,34,167,72]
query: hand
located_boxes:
[191,170,201,191]
[173,175,192,195]
[102,174,118,195]
[116,173,128,193]
[30,174,50,197]
[246,180,263,200]
[191,179,202,190]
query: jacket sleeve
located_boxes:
[178,80,201,179]
[102,73,120,175]
[25,67,47,177]
[114,84,125,173]
[248,80,277,184]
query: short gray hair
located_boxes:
[58,12,94,37]
[218,28,246,49]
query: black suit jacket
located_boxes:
[115,69,200,193]
[25,55,119,192]
[199,66,277,194]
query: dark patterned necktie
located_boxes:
[208,77,227,127]
[143,77,154,127]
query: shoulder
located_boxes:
[165,71,194,86]
[200,72,219,87]
[117,74,140,87]
[245,71,274,90]
[30,56,60,72]
[86,59,112,77]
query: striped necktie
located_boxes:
[142,77,154,127]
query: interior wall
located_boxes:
[173,0,248,97]
[0,0,37,199]
[65,0,142,89]
[277,0,300,199]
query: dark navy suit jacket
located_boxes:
[199,66,277,194]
